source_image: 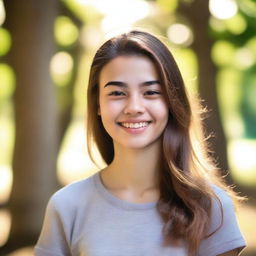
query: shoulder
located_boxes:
[48,172,97,213]
[211,184,232,199]
[210,185,235,217]
[35,171,100,254]
[208,185,237,231]
[197,185,246,256]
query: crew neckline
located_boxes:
[93,171,157,210]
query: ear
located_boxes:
[97,106,101,115]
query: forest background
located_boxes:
[0,0,256,255]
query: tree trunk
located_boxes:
[2,0,59,252]
[178,0,233,184]
[57,3,84,144]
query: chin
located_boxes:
[115,138,162,151]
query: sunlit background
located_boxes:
[0,0,256,255]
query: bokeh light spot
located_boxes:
[209,0,238,20]
[0,28,11,56]
[0,0,5,26]
[77,0,150,35]
[0,209,11,246]
[0,165,12,203]
[209,17,226,32]
[167,23,193,46]
[157,0,178,13]
[225,14,247,35]
[235,47,255,69]
[229,139,256,185]
[55,16,79,47]
[246,37,256,56]
[80,25,103,50]
[0,64,15,99]
[211,41,235,66]
[50,52,74,86]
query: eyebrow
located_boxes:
[103,80,160,88]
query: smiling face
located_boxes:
[98,55,169,151]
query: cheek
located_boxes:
[99,99,121,121]
[151,101,169,120]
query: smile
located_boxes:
[118,121,151,129]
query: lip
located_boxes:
[117,120,151,134]
[117,119,152,123]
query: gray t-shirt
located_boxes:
[35,171,246,256]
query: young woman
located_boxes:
[35,30,246,256]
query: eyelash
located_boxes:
[144,90,161,95]
[108,90,161,96]
[108,91,125,96]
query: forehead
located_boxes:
[99,55,159,85]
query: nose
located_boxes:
[123,94,145,115]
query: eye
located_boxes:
[144,90,161,96]
[108,91,126,96]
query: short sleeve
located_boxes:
[34,195,72,256]
[198,189,246,256]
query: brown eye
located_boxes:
[108,91,126,96]
[144,90,161,96]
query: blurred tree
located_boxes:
[240,67,256,139]
[54,4,84,145]
[177,0,256,200]
[2,0,60,252]
[177,0,232,183]
[1,0,84,253]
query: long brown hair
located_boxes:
[87,30,235,255]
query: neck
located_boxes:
[101,141,162,193]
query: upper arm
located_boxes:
[198,189,246,256]
[217,248,242,256]
[34,195,72,256]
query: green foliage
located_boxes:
[157,0,178,13]
[217,68,243,139]
[210,0,256,140]
[0,64,15,100]
[0,28,11,56]
[240,69,256,138]
[224,14,247,35]
[62,0,103,24]
[238,0,256,17]
[211,40,236,66]
[0,105,14,164]
[246,37,256,55]
[54,16,79,47]
[172,48,198,92]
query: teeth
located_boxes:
[121,122,150,129]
